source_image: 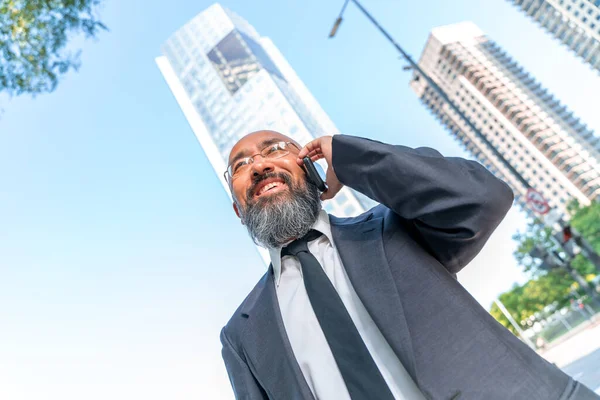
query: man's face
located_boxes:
[228,131,307,215]
[227,130,321,248]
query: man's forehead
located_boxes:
[228,130,297,162]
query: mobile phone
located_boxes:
[303,157,328,193]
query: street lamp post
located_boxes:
[328,0,600,275]
[328,0,349,38]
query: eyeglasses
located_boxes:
[224,141,300,183]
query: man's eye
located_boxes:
[266,144,285,155]
[233,160,247,173]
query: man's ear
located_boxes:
[233,202,244,225]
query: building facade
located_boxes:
[156,4,374,228]
[410,22,600,216]
[507,0,600,73]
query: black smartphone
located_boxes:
[303,157,328,193]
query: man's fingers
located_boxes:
[320,185,341,201]
[320,191,333,201]
[298,138,322,159]
[298,143,323,165]
[297,136,332,166]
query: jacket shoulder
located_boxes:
[328,203,388,225]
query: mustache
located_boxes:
[246,172,293,200]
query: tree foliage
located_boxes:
[569,200,600,252]
[512,201,600,278]
[490,270,575,334]
[512,222,555,276]
[492,201,600,331]
[0,0,106,96]
[568,200,600,278]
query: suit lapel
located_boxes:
[240,267,315,400]
[330,215,418,381]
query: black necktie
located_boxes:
[282,230,395,400]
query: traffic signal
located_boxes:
[562,225,573,243]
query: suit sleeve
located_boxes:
[221,328,269,400]
[331,134,514,274]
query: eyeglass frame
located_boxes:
[223,141,301,184]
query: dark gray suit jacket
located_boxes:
[221,135,598,400]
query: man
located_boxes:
[220,131,598,400]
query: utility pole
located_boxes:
[328,0,600,275]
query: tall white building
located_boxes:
[156,4,374,227]
[410,22,600,215]
[508,0,600,73]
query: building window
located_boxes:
[207,30,285,95]
[567,35,575,45]
[582,47,590,58]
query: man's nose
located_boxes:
[251,157,275,176]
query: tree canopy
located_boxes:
[490,270,575,334]
[0,0,106,96]
[492,201,600,332]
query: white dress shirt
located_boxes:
[268,210,425,400]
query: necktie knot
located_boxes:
[282,230,322,257]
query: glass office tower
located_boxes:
[156,3,374,216]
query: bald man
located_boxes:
[220,131,598,400]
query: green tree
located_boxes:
[490,270,574,334]
[568,200,600,279]
[492,201,600,333]
[512,221,555,276]
[512,201,600,279]
[569,201,600,251]
[0,0,106,96]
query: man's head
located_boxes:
[226,130,321,248]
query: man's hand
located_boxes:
[297,136,343,201]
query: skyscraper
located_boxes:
[410,22,600,215]
[507,0,600,73]
[156,4,373,226]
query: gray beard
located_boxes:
[240,172,321,249]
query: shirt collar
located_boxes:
[268,209,333,287]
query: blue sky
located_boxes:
[2,1,600,399]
